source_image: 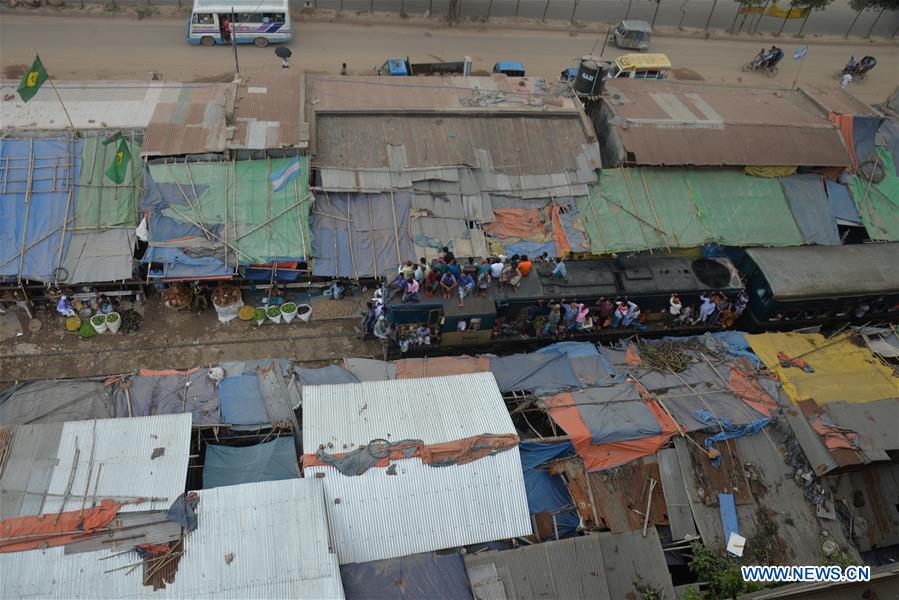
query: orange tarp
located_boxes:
[0,500,122,553]
[727,366,778,417]
[138,367,200,377]
[544,382,678,471]
[302,433,520,470]
[482,208,552,241]
[829,113,858,167]
[549,205,572,256]
[394,356,491,380]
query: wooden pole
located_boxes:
[48,79,76,130]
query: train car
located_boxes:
[383,255,743,355]
[739,243,899,330]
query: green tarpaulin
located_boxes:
[576,168,805,254]
[849,147,899,242]
[75,135,142,229]
[148,157,310,263]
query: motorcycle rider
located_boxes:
[765,47,784,68]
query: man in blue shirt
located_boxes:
[457,272,475,307]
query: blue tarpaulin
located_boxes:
[0,138,81,281]
[202,437,299,489]
[710,331,762,368]
[536,342,599,358]
[780,174,841,246]
[143,246,233,279]
[519,440,576,470]
[699,409,771,466]
[340,552,472,600]
[524,470,580,536]
[824,180,862,225]
[219,374,268,425]
[490,352,582,393]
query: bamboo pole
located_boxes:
[54,136,76,283]
[17,139,35,283]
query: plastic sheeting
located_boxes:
[340,552,472,600]
[489,352,582,393]
[853,116,885,167]
[219,374,268,425]
[523,470,580,536]
[544,385,678,471]
[824,180,863,225]
[0,137,80,281]
[577,168,804,254]
[311,191,415,278]
[143,158,311,276]
[780,174,841,246]
[746,332,899,405]
[61,229,135,283]
[849,148,899,241]
[395,356,490,380]
[295,365,359,386]
[202,437,299,489]
[114,368,221,425]
[519,440,576,471]
[75,135,141,228]
[0,380,112,424]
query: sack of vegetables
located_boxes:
[106,312,121,333]
[266,305,282,324]
[281,302,298,323]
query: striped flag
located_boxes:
[271,157,302,193]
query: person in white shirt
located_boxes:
[696,293,717,325]
[490,257,504,279]
[840,72,852,88]
[667,293,682,326]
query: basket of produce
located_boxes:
[212,286,241,307]
[266,305,282,324]
[296,304,312,322]
[90,314,108,334]
[64,315,82,333]
[78,321,98,338]
[254,307,266,326]
[238,305,256,321]
[164,286,191,310]
[105,312,121,333]
[281,302,298,323]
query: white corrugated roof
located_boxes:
[0,82,206,131]
[306,450,532,565]
[303,372,513,450]
[1,414,190,517]
[0,479,345,599]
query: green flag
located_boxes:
[101,131,124,146]
[105,139,131,184]
[17,55,49,103]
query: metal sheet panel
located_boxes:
[463,534,612,600]
[0,422,63,519]
[231,70,307,150]
[598,528,676,600]
[141,84,231,156]
[306,449,531,565]
[0,478,345,599]
[656,447,699,541]
[303,373,513,449]
[40,414,191,514]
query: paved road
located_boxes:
[86,0,899,38]
[1,14,895,103]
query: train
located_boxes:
[378,243,899,356]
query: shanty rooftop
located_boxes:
[602,79,852,167]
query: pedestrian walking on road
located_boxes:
[840,72,852,87]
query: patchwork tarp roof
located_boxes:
[143,157,310,277]
[576,168,806,254]
[203,436,300,489]
[849,147,899,241]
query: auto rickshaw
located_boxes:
[613,20,653,51]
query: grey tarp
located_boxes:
[0,381,112,424]
[571,385,662,444]
[61,229,136,284]
[853,116,885,166]
[490,352,582,393]
[780,174,841,246]
[115,369,220,425]
[202,436,299,489]
[295,365,359,386]
[312,192,415,278]
[341,552,472,600]
[343,358,396,382]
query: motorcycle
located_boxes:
[834,56,876,83]
[742,48,781,77]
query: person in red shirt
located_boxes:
[517,254,533,277]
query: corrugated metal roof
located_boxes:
[305,450,532,565]
[0,82,206,132]
[598,529,676,599]
[604,80,852,167]
[463,534,612,599]
[0,415,190,517]
[656,447,699,542]
[141,84,232,157]
[0,478,345,599]
[0,422,63,519]
[831,464,899,552]
[745,244,899,300]
[303,373,514,450]
[800,84,881,117]
[231,70,308,150]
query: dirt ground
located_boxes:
[0,293,381,381]
[1,7,896,104]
